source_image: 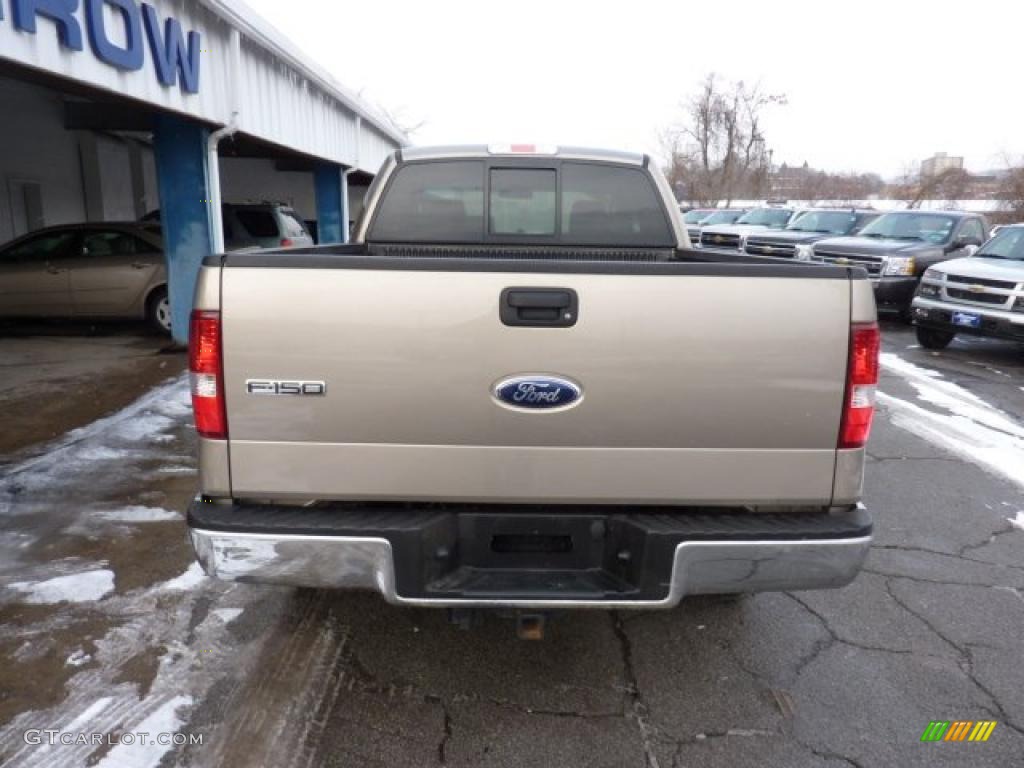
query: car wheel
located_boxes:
[915,326,955,350]
[146,287,172,335]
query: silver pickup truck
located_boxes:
[185,145,878,615]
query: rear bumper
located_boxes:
[187,499,871,608]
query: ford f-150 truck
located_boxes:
[185,145,878,617]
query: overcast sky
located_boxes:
[245,0,1020,178]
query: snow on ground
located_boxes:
[9,569,115,604]
[160,562,208,592]
[0,375,191,579]
[0,374,272,767]
[94,505,182,523]
[1009,511,1024,531]
[878,353,1024,489]
[92,695,193,768]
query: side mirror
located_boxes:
[951,237,982,251]
[963,244,980,257]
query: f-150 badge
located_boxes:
[492,375,582,411]
[246,380,326,395]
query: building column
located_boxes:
[314,162,345,244]
[152,113,213,344]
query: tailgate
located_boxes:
[220,258,851,505]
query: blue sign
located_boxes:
[493,376,583,411]
[7,0,201,93]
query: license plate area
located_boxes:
[952,311,982,328]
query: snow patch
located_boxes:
[65,697,113,731]
[212,608,243,623]
[879,354,1024,489]
[65,649,92,667]
[160,563,207,592]
[1009,512,1024,531]
[95,506,181,524]
[92,695,192,768]
[9,569,115,604]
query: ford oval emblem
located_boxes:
[492,375,582,411]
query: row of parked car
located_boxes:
[0,202,313,334]
[682,205,1024,350]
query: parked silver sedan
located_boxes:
[0,222,170,334]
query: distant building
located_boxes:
[921,152,964,178]
[770,161,815,199]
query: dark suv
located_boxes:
[744,209,879,259]
[811,210,989,317]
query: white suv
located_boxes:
[911,224,1024,348]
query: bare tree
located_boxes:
[892,164,970,209]
[663,74,786,206]
[996,159,1024,221]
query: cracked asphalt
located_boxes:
[1,319,1023,768]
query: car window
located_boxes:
[370,160,485,242]
[370,160,672,246]
[858,213,956,244]
[491,168,557,236]
[560,163,673,246]
[234,209,279,238]
[82,231,143,257]
[682,209,712,224]
[787,211,859,235]
[279,209,309,238]
[736,208,793,228]
[702,210,744,225]
[3,231,77,261]
[958,219,985,244]
[975,227,1024,260]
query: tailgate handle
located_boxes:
[500,287,578,327]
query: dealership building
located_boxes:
[0,0,405,341]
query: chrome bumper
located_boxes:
[189,527,871,609]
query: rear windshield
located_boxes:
[369,160,673,246]
[234,209,278,238]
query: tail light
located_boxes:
[189,310,227,439]
[839,322,880,449]
[280,238,294,247]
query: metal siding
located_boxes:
[0,0,400,174]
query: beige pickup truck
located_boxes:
[185,145,879,616]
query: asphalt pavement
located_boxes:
[0,319,1022,768]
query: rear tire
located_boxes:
[915,326,955,350]
[146,287,171,336]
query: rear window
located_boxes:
[370,161,484,242]
[369,160,673,246]
[234,209,278,238]
[490,169,556,236]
